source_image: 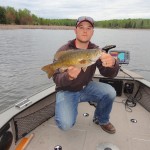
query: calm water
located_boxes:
[0,28,150,112]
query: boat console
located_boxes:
[109,50,130,64]
[102,44,130,64]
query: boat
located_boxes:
[0,48,150,150]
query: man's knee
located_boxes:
[106,84,116,101]
[55,119,74,131]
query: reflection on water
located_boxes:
[0,29,150,112]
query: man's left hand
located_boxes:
[100,52,116,67]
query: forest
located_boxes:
[0,6,150,29]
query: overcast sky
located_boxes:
[0,0,150,20]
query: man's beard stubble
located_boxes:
[76,38,90,44]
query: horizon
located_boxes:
[0,0,150,21]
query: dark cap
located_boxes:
[76,16,94,27]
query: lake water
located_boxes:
[0,28,150,112]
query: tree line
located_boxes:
[0,6,150,29]
[95,19,150,29]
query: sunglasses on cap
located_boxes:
[76,16,94,27]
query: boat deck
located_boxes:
[25,96,150,150]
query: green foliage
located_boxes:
[17,9,33,25]
[0,6,6,23]
[5,6,17,24]
[0,5,150,29]
[95,19,150,29]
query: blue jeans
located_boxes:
[55,81,116,130]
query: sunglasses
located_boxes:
[76,16,94,26]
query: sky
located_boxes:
[0,0,150,21]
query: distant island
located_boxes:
[0,6,150,29]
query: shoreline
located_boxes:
[0,24,74,30]
[0,24,149,30]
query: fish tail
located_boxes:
[41,64,55,79]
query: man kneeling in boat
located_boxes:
[53,16,119,134]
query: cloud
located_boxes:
[0,0,150,20]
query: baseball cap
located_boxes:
[76,16,94,27]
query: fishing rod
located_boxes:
[102,45,116,53]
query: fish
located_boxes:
[41,49,102,78]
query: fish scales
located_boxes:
[42,49,102,78]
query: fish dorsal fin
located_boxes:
[54,50,74,60]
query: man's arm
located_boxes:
[97,52,120,78]
[53,67,81,87]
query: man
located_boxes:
[53,16,120,134]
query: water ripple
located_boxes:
[0,29,150,112]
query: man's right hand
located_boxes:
[67,66,81,80]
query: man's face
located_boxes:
[75,21,94,43]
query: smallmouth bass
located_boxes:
[41,49,102,78]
